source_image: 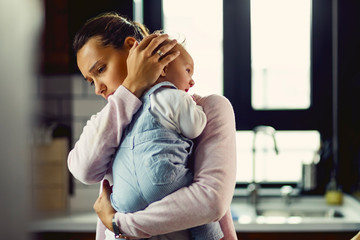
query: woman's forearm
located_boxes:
[68,86,142,184]
[113,94,237,238]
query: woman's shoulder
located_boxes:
[193,94,235,128]
[194,94,234,112]
[203,94,231,103]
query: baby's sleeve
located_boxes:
[150,88,207,139]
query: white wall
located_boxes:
[70,74,107,211]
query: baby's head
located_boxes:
[157,40,195,92]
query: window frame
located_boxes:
[154,0,360,192]
[223,0,333,139]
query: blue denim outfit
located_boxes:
[110,82,223,240]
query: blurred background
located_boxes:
[1,0,360,239]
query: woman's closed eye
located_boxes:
[84,77,95,86]
[97,65,106,74]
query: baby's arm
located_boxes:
[67,86,142,184]
[150,88,207,139]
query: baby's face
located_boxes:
[162,44,195,92]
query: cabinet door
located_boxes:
[32,138,69,212]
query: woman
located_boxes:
[68,12,237,239]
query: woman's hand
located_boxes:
[93,179,116,231]
[122,33,180,98]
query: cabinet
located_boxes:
[41,0,133,74]
[41,0,70,74]
[31,138,69,212]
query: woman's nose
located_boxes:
[94,82,106,97]
[190,79,195,88]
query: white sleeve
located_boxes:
[150,88,207,139]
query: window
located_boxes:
[223,0,333,184]
[224,0,332,133]
[162,0,332,184]
[236,130,320,183]
[162,0,223,96]
[250,0,311,110]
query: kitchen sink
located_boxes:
[256,208,344,218]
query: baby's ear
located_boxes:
[160,65,168,77]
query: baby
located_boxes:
[109,42,223,240]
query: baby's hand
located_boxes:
[192,94,202,104]
[191,95,197,102]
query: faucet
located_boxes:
[280,185,294,205]
[247,125,279,205]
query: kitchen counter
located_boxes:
[29,194,360,234]
[29,211,97,233]
[232,193,360,232]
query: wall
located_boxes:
[71,74,107,211]
[36,74,106,212]
[0,0,43,239]
[36,0,134,212]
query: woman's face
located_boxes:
[77,36,129,100]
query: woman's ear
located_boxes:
[124,37,137,50]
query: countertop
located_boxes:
[231,193,360,232]
[29,194,360,233]
[30,211,98,232]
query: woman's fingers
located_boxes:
[155,39,178,60]
[146,34,170,55]
[128,40,138,58]
[140,34,180,59]
[135,33,158,50]
[137,33,169,52]
[122,33,180,98]
[134,33,178,62]
[158,48,180,66]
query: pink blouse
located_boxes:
[68,86,237,240]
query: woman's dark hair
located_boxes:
[73,12,150,54]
